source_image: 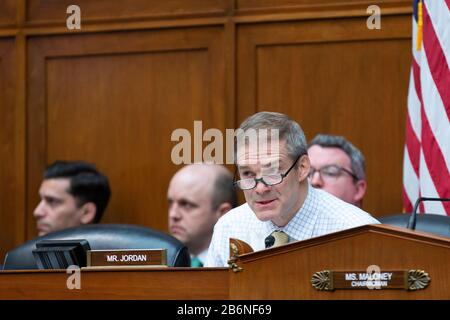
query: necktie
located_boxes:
[191,256,204,268]
[265,230,289,249]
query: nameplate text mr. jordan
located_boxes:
[87,249,167,267]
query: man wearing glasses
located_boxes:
[205,112,378,267]
[308,134,367,208]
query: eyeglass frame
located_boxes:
[233,153,304,190]
[308,164,359,181]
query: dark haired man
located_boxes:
[33,161,111,236]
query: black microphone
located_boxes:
[407,197,450,230]
[265,235,275,248]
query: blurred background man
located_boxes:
[167,163,237,267]
[34,161,111,236]
[308,134,366,208]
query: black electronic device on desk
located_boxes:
[32,239,90,269]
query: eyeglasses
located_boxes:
[234,154,302,190]
[308,165,358,181]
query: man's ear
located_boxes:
[80,202,97,224]
[297,155,311,182]
[215,202,232,218]
[353,180,367,204]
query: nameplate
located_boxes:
[87,249,167,267]
[311,269,430,291]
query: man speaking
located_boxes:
[206,112,378,267]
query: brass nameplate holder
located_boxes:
[87,249,167,267]
[228,238,254,273]
[311,270,430,291]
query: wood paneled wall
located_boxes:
[0,0,412,261]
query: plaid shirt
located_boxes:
[205,185,379,267]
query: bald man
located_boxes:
[167,164,237,267]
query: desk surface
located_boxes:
[3,225,449,300]
[0,268,229,300]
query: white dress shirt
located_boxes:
[205,185,380,267]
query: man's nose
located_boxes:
[310,171,324,188]
[33,200,46,218]
[254,179,272,194]
[168,204,181,220]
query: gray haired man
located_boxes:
[206,112,378,267]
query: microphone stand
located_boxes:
[407,197,450,230]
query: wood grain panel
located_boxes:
[0,0,17,27]
[230,225,450,299]
[0,0,416,260]
[237,15,411,216]
[27,27,226,239]
[236,0,410,11]
[0,268,229,299]
[0,39,24,262]
[26,0,229,25]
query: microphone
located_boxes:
[407,197,450,230]
[265,235,275,248]
[265,231,290,248]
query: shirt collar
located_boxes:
[263,183,319,241]
[191,249,209,264]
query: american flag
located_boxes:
[403,0,450,215]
